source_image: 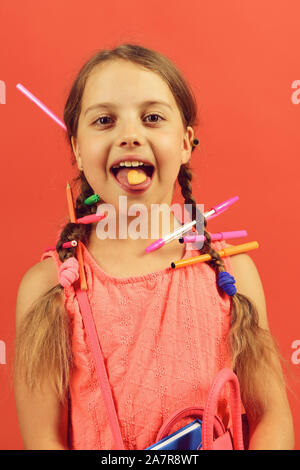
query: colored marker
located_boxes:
[146,196,239,253]
[204,196,239,220]
[66,182,87,291]
[179,230,247,244]
[63,240,78,248]
[16,84,67,131]
[77,213,106,224]
[44,240,78,251]
[66,183,77,223]
[84,194,100,205]
[171,241,259,269]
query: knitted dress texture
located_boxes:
[41,239,244,450]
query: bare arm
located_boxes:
[14,258,69,450]
[229,248,295,450]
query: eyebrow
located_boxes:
[84,100,172,117]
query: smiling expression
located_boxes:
[71,59,194,212]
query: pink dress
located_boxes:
[41,239,244,450]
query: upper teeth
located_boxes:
[112,160,149,168]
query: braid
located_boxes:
[177,162,285,422]
[14,173,101,401]
[177,163,226,277]
[56,172,99,263]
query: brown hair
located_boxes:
[14,43,290,422]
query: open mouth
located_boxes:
[110,164,155,179]
[110,163,155,192]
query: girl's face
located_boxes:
[71,59,194,213]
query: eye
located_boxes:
[93,116,113,126]
[92,113,164,127]
[144,113,164,123]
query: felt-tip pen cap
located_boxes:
[77,213,106,224]
[145,238,165,253]
[208,196,239,220]
[84,194,100,205]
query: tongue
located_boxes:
[115,167,150,189]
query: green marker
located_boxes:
[84,194,100,205]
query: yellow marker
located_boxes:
[171,241,259,269]
[127,169,147,185]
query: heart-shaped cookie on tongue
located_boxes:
[115,167,148,186]
[127,169,147,185]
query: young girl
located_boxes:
[14,43,294,450]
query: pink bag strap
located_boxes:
[155,406,225,442]
[74,285,125,450]
[202,368,244,450]
[74,285,244,450]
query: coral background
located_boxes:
[0,0,299,449]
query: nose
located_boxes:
[117,121,144,148]
[119,135,142,148]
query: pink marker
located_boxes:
[77,213,106,224]
[180,230,247,243]
[16,83,67,130]
[205,196,239,220]
[145,196,239,253]
[63,240,78,248]
[44,240,78,251]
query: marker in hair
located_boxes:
[66,182,77,223]
[179,230,247,244]
[84,194,100,205]
[63,240,78,248]
[44,240,78,251]
[66,182,87,290]
[171,241,259,269]
[145,196,239,253]
[16,84,67,131]
[77,213,106,224]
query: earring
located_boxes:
[192,138,199,147]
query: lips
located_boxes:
[108,155,155,193]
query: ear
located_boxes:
[181,126,195,165]
[71,136,83,171]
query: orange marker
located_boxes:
[66,182,87,290]
[171,241,259,269]
[66,182,77,223]
[76,241,87,291]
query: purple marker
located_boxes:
[146,220,196,253]
[180,230,247,244]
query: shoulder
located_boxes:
[19,257,59,292]
[16,257,59,325]
[224,243,269,330]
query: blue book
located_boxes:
[145,419,202,450]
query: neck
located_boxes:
[88,207,183,258]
